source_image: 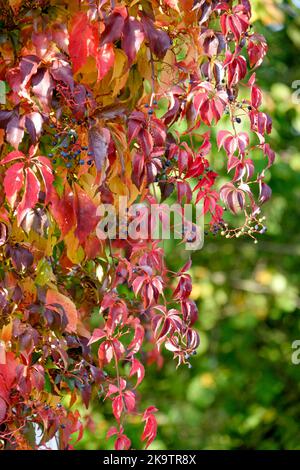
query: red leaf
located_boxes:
[115,434,131,450]
[142,407,158,449]
[106,426,118,438]
[129,358,145,387]
[0,397,7,424]
[36,157,54,203]
[69,12,92,73]
[73,183,98,243]
[50,183,76,236]
[17,167,40,225]
[128,322,144,356]
[1,150,24,165]
[98,341,114,368]
[87,328,106,346]
[251,85,262,109]
[217,130,231,150]
[96,43,115,81]
[124,390,135,412]
[164,0,179,10]
[248,34,268,68]
[112,395,123,420]
[3,162,24,208]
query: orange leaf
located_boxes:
[46,289,78,333]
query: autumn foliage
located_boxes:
[0,0,273,450]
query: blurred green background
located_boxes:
[75,0,300,450]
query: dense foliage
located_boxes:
[76,0,300,451]
[0,0,273,449]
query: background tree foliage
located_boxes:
[76,0,300,450]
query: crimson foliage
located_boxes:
[0,0,273,450]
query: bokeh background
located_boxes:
[75,0,300,450]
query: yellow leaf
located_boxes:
[64,229,85,264]
[0,321,13,343]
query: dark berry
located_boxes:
[235,117,241,124]
[87,160,93,165]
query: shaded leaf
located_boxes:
[88,126,110,171]
[46,289,78,333]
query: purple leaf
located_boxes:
[6,114,25,149]
[100,11,125,46]
[31,68,54,111]
[25,112,44,143]
[88,126,110,171]
[259,181,272,204]
[141,14,171,59]
[122,17,145,64]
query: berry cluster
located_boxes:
[47,123,94,169]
